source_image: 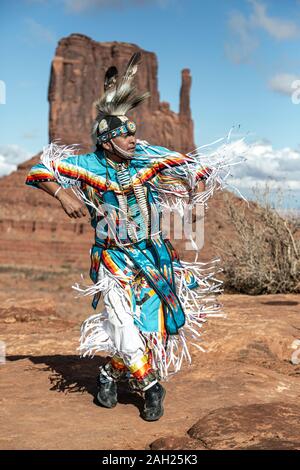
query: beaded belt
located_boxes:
[95,238,152,249]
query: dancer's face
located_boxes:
[114,133,136,154]
[103,132,136,157]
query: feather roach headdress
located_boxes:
[91,52,150,145]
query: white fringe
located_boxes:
[75,256,226,381]
[40,141,82,188]
[78,312,117,358]
[138,127,249,215]
[76,266,133,358]
[138,128,249,262]
[39,136,244,379]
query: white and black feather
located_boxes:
[93,52,150,121]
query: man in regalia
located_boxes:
[25,53,244,421]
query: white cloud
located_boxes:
[224,139,300,191]
[226,0,300,64]
[268,73,300,96]
[249,0,300,40]
[21,130,40,140]
[0,145,31,177]
[24,18,56,44]
[224,11,259,64]
[63,0,160,13]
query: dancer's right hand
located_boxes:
[57,190,87,219]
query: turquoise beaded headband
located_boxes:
[98,120,136,143]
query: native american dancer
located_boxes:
[25,53,247,421]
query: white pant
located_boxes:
[98,263,147,367]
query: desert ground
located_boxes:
[1,267,299,450]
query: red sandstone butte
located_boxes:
[0,36,196,272]
[48,34,195,153]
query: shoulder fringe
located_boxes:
[138,127,249,215]
[40,141,82,188]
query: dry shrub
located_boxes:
[214,186,300,294]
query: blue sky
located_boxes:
[0,0,300,207]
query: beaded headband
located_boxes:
[97,120,136,143]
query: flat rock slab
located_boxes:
[188,402,300,450]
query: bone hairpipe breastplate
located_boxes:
[115,164,150,242]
